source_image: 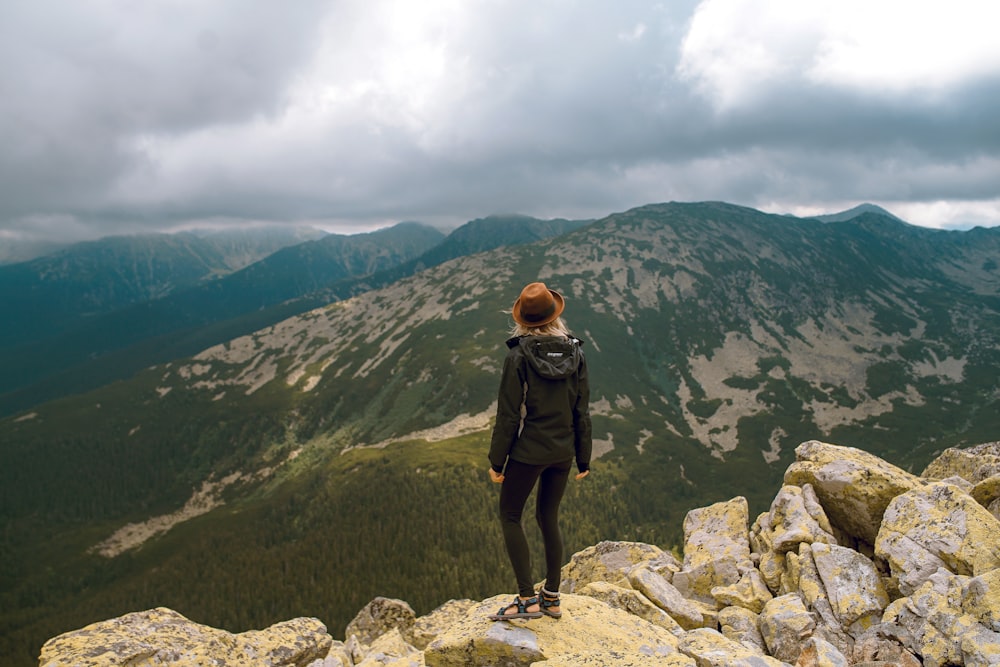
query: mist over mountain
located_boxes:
[1,201,998,665]
[0,239,69,265]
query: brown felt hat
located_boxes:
[511,282,565,327]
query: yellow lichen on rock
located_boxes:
[424,594,681,667]
[876,481,1000,595]
[784,440,924,545]
[38,607,331,667]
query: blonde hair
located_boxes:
[510,316,570,338]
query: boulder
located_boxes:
[628,565,705,630]
[875,482,1000,595]
[424,593,681,667]
[881,568,996,666]
[962,567,1000,632]
[759,594,816,664]
[354,628,422,667]
[717,605,766,654]
[310,641,353,666]
[791,544,852,657]
[671,497,752,605]
[346,597,417,647]
[783,440,924,546]
[560,540,679,592]
[767,485,837,554]
[38,607,332,667]
[849,624,921,667]
[677,627,789,667]
[578,581,685,636]
[808,542,887,632]
[711,566,773,614]
[792,636,848,667]
[408,599,476,649]
[921,441,1000,482]
[970,474,1000,515]
[532,651,695,666]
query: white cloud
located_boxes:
[678,0,1000,108]
[891,199,1000,230]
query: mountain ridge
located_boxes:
[0,215,589,416]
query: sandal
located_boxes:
[488,594,542,621]
[539,588,562,619]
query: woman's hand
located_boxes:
[489,468,505,483]
[575,470,590,480]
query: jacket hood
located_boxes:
[512,335,584,379]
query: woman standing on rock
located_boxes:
[487,281,593,621]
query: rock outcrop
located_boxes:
[39,439,1000,666]
[38,607,332,667]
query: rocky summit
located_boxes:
[38,440,1000,667]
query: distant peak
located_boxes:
[814,203,905,224]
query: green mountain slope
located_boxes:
[0,216,586,416]
[0,227,326,349]
[1,201,998,665]
[0,223,443,413]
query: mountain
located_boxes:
[0,216,586,416]
[0,223,442,413]
[1,201,998,665]
[814,203,905,224]
[0,226,326,349]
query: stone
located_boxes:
[677,627,788,667]
[875,481,1000,595]
[718,605,766,654]
[808,542,888,631]
[711,566,773,614]
[850,624,921,667]
[970,473,1000,510]
[791,545,853,658]
[961,567,1000,632]
[38,607,332,667]
[627,565,705,630]
[354,628,422,667]
[424,593,680,667]
[792,636,847,667]
[882,569,974,666]
[578,581,685,636]
[408,599,476,649]
[560,540,678,592]
[671,496,752,605]
[768,485,837,554]
[346,597,417,647]
[783,440,924,546]
[532,651,696,666]
[758,549,786,594]
[308,641,352,666]
[759,594,816,664]
[959,624,1000,667]
[922,441,1000,483]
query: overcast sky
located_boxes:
[2,0,999,242]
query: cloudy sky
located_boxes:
[2,0,999,242]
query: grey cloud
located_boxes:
[0,0,998,241]
[0,0,329,221]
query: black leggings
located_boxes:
[498,458,572,597]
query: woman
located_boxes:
[487,281,592,621]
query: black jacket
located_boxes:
[488,335,592,473]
